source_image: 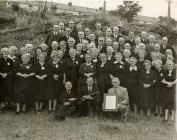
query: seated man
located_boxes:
[77,77,101,116]
[55,81,78,121]
[103,77,129,121]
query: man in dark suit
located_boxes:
[68,20,78,40]
[62,27,72,43]
[45,25,62,52]
[160,37,176,58]
[118,37,125,52]
[141,31,149,45]
[94,22,105,41]
[75,31,85,45]
[58,22,65,35]
[55,81,78,121]
[77,77,101,116]
[145,35,156,55]
[105,28,113,41]
[125,31,136,47]
[84,28,90,41]
[97,36,107,53]
[111,26,122,42]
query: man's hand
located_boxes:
[1,73,7,78]
[53,74,58,80]
[167,82,173,88]
[63,102,70,106]
[69,98,76,102]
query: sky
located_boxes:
[51,0,177,20]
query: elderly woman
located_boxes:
[34,47,43,63]
[65,49,80,92]
[161,60,176,122]
[110,52,126,86]
[78,53,97,92]
[106,46,114,64]
[91,47,99,66]
[0,48,13,109]
[97,53,111,93]
[125,57,139,116]
[25,44,35,64]
[8,46,19,64]
[139,60,157,117]
[40,43,48,57]
[14,53,35,114]
[137,50,146,72]
[154,60,164,116]
[76,43,85,64]
[48,51,65,112]
[122,49,131,66]
[34,53,49,113]
[59,41,68,59]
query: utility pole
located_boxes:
[167,0,173,18]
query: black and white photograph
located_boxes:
[0,0,177,139]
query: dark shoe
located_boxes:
[55,116,65,122]
[15,111,20,115]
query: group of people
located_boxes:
[0,20,176,122]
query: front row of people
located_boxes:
[0,47,176,122]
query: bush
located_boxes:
[16,16,29,28]
[149,17,177,45]
[82,16,110,31]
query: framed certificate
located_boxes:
[102,94,118,112]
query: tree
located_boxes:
[11,3,20,12]
[109,1,142,22]
[51,5,57,15]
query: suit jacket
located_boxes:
[45,32,62,47]
[59,90,77,105]
[141,38,149,45]
[108,86,129,105]
[97,44,107,53]
[111,33,122,42]
[125,39,136,47]
[160,44,176,57]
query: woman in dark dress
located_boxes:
[8,46,20,103]
[25,44,35,65]
[34,47,43,64]
[78,53,97,93]
[34,53,49,113]
[106,46,115,65]
[97,53,111,93]
[125,56,139,116]
[137,50,146,72]
[161,60,176,121]
[139,60,157,117]
[154,60,164,116]
[0,48,13,108]
[48,51,65,111]
[65,49,80,92]
[14,53,35,114]
[110,52,126,86]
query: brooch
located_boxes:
[7,62,10,66]
[56,64,59,68]
[41,67,45,70]
[26,66,30,69]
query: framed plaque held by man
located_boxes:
[102,94,118,112]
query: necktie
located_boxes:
[114,88,117,94]
[114,34,117,38]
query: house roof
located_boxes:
[7,0,98,14]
